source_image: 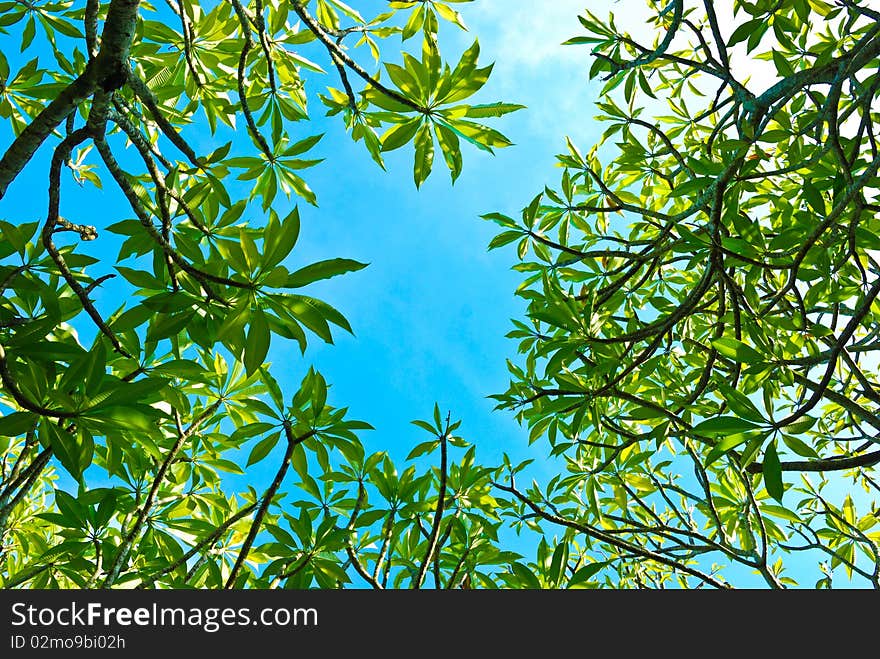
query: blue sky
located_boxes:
[287,0,608,468]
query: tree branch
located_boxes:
[223,424,316,588]
[291,1,429,114]
[414,421,448,589]
[103,402,222,586]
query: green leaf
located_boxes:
[716,381,766,423]
[285,258,368,288]
[380,118,421,152]
[548,542,568,586]
[763,440,784,502]
[406,440,440,460]
[262,207,301,270]
[244,309,271,377]
[363,87,414,113]
[90,378,169,410]
[259,367,285,412]
[282,133,324,157]
[761,504,800,523]
[705,430,770,466]
[433,402,443,431]
[780,433,819,459]
[569,561,608,587]
[728,19,762,47]
[411,419,438,435]
[230,422,277,444]
[385,62,422,99]
[488,230,522,250]
[247,431,282,467]
[464,103,526,118]
[711,337,765,364]
[444,118,511,151]
[413,122,434,188]
[843,495,855,524]
[285,294,352,337]
[0,411,37,436]
[115,267,163,290]
[434,2,467,30]
[401,3,425,40]
[20,15,35,51]
[89,406,162,433]
[210,459,245,474]
[692,416,762,435]
[510,562,542,589]
[434,122,462,182]
[41,423,89,481]
[782,416,817,435]
[802,180,825,215]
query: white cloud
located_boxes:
[455,1,659,144]
[466,0,595,70]
[455,1,603,144]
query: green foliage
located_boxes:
[0,0,518,589]
[4,0,880,591]
[489,0,880,588]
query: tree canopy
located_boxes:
[0,0,519,589]
[2,0,880,590]
[488,0,880,588]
